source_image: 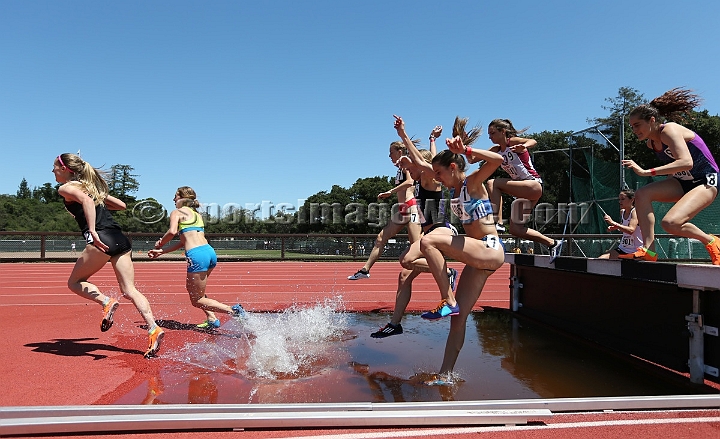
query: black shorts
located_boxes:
[675,174,717,194]
[83,228,132,257]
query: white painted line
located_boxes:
[276,416,720,439]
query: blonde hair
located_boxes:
[56,153,108,206]
[417,149,433,163]
[176,186,201,210]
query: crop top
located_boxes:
[449,179,494,225]
[178,210,204,234]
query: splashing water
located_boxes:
[169,297,349,380]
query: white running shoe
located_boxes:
[549,239,564,264]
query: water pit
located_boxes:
[113,303,709,405]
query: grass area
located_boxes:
[214,249,360,260]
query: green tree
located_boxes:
[108,165,140,203]
[16,178,31,199]
[32,183,61,203]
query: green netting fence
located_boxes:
[571,150,720,259]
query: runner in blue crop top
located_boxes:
[621,88,720,265]
[149,186,246,329]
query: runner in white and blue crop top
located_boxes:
[393,114,507,376]
[622,88,720,265]
[450,179,495,225]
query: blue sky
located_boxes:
[2,0,719,217]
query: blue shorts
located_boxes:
[185,244,217,273]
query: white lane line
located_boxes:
[275,416,720,439]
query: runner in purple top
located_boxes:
[620,88,720,264]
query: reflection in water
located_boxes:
[115,307,706,405]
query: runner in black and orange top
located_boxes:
[53,152,164,358]
[347,141,422,280]
[372,123,460,338]
[148,186,246,329]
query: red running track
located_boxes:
[1,261,719,439]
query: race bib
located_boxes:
[707,173,718,187]
[672,170,694,180]
[484,235,502,251]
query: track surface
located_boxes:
[1,261,718,438]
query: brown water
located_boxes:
[113,307,707,405]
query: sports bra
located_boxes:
[178,209,204,234]
[449,179,494,225]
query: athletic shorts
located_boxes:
[615,246,632,255]
[424,222,458,236]
[675,173,718,194]
[83,228,132,257]
[185,244,218,273]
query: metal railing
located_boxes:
[0,231,712,263]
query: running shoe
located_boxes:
[424,375,454,386]
[370,323,403,338]
[421,299,459,320]
[618,246,658,262]
[448,267,458,292]
[705,235,720,265]
[100,298,119,332]
[231,304,246,319]
[495,223,506,233]
[144,327,164,359]
[549,239,564,264]
[348,269,370,280]
[196,319,221,330]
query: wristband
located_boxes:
[464,146,473,157]
[650,168,657,176]
[429,136,435,141]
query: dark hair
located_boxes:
[629,87,702,123]
[488,118,528,138]
[452,116,482,147]
[620,189,635,199]
[431,149,466,172]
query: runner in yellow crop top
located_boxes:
[177,209,205,234]
[148,186,246,329]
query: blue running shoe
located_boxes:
[196,319,221,330]
[424,376,454,386]
[231,304,246,319]
[448,267,458,292]
[421,299,459,320]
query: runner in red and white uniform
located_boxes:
[485,118,562,262]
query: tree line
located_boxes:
[3,87,720,235]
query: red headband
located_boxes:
[57,155,67,168]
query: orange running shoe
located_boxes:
[618,246,658,262]
[705,235,720,266]
[101,299,119,332]
[144,326,165,359]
